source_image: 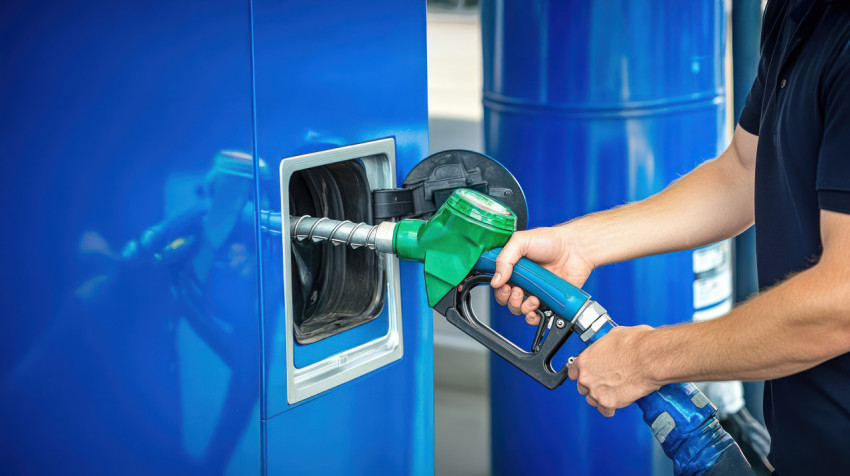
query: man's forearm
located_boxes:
[642,256,850,385]
[563,127,757,268]
[567,216,850,415]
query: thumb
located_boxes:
[568,358,579,381]
[490,232,529,288]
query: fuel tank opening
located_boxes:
[288,160,386,344]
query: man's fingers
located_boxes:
[521,297,541,326]
[585,392,616,417]
[490,234,528,288]
[494,286,540,326]
[520,296,539,315]
[507,287,524,315]
[576,382,589,396]
[571,360,615,416]
[494,285,511,305]
[489,231,543,324]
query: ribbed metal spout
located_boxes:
[289,215,396,254]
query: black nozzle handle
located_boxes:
[437,275,573,390]
[433,248,595,389]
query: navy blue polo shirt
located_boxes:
[738,0,850,473]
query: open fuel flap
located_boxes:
[280,138,526,403]
[374,149,528,230]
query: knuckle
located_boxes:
[495,257,515,267]
[577,376,589,388]
[597,392,617,409]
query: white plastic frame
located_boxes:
[279,138,403,404]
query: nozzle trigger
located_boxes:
[531,308,554,353]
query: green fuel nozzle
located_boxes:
[392,189,516,305]
[289,188,517,306]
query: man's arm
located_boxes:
[492,126,759,320]
[569,209,850,415]
[566,125,758,269]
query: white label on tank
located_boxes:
[692,241,733,315]
[693,268,732,309]
[692,242,728,274]
[693,299,733,322]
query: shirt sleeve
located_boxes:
[816,51,850,214]
[737,0,782,136]
[737,74,764,136]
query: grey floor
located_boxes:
[428,8,492,476]
[434,351,490,476]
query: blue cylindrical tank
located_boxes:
[482,1,727,474]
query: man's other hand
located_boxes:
[567,325,660,416]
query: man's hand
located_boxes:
[490,226,595,325]
[567,325,660,416]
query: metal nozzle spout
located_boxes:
[289,215,396,254]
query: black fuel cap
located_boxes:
[399,149,529,231]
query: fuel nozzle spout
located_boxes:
[289,215,397,254]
